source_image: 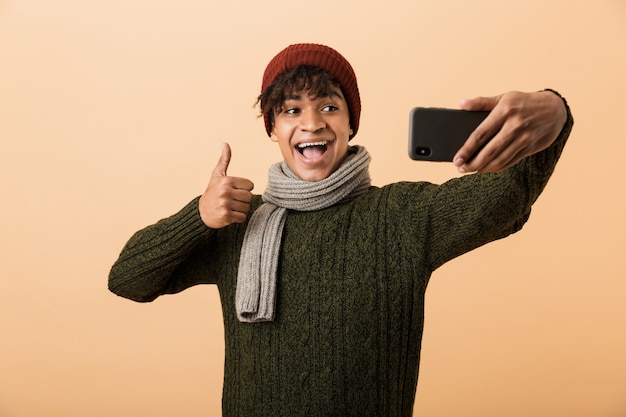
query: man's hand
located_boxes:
[453,90,567,174]
[199,143,254,229]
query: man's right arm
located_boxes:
[108,197,217,302]
[109,142,255,302]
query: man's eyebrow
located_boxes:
[330,89,344,100]
[284,94,303,101]
[284,90,344,102]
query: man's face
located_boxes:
[270,86,352,182]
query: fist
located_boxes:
[199,143,254,229]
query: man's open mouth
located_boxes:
[296,141,329,159]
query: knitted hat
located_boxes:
[261,43,361,139]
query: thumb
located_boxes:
[460,94,502,112]
[212,142,231,177]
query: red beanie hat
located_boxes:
[261,43,361,139]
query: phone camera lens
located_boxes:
[416,147,431,157]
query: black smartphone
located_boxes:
[408,107,490,162]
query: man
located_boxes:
[109,43,573,416]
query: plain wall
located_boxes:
[1,0,625,416]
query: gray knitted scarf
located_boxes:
[236,145,372,322]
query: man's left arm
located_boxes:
[424,90,573,271]
[453,90,569,174]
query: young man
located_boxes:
[109,43,573,416]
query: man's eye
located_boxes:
[322,105,338,112]
[284,107,300,115]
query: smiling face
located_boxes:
[270,86,352,182]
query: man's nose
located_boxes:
[299,110,326,132]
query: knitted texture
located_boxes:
[109,107,573,416]
[236,146,372,322]
[261,43,361,138]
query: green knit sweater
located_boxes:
[109,109,572,417]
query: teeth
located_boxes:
[297,141,328,149]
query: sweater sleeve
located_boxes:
[108,196,219,302]
[424,92,574,271]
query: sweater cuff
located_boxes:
[542,88,574,135]
[179,195,217,239]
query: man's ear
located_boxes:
[270,124,279,142]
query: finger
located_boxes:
[230,186,255,203]
[478,145,529,173]
[228,199,252,215]
[460,136,506,173]
[231,177,255,193]
[212,142,232,177]
[454,96,506,172]
[469,115,534,173]
[227,210,249,224]
[474,142,518,173]
[454,113,504,172]
[459,94,502,112]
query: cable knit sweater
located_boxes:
[109,107,572,416]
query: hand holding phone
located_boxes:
[453,91,567,173]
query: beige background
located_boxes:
[1,0,625,416]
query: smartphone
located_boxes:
[408,107,490,162]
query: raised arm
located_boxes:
[426,90,573,270]
[109,143,255,302]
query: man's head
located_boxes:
[259,43,361,140]
[257,44,361,182]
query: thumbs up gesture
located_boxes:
[199,143,254,229]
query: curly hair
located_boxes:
[256,65,341,127]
